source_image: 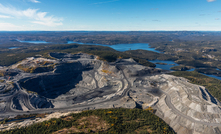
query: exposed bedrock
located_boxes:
[151,74,221,134]
[73,84,120,104]
[29,94,54,109]
[19,61,95,99]
[3,53,221,134]
[12,96,23,111]
[50,52,95,60]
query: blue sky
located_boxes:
[0,0,220,31]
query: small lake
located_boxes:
[109,43,161,52]
[149,60,179,71]
[67,41,84,44]
[149,60,221,80]
[8,47,19,49]
[11,40,50,49]
[17,40,49,44]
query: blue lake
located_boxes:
[67,41,84,44]
[108,43,161,53]
[149,60,221,80]
[149,60,179,71]
[9,40,50,49]
[17,40,49,44]
[202,74,221,80]
[67,41,161,53]
[8,47,19,49]
[17,40,161,53]
[12,40,221,80]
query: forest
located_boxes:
[2,31,221,77]
[0,108,175,134]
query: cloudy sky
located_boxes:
[0,0,220,31]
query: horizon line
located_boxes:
[0,30,221,32]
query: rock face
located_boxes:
[151,74,221,134]
[1,53,221,134]
[20,62,88,99]
[29,94,53,109]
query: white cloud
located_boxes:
[207,0,216,2]
[0,4,62,26]
[22,8,38,17]
[29,0,41,3]
[0,23,21,30]
[0,15,12,18]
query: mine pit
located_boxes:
[20,63,87,99]
[2,53,221,133]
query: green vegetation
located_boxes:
[0,44,156,68]
[2,31,221,133]
[124,50,177,61]
[175,60,210,68]
[0,108,175,134]
[0,119,9,124]
[155,62,167,65]
[0,114,47,125]
[170,66,193,71]
[150,40,221,72]
[170,71,221,101]
[2,31,221,74]
[195,68,221,77]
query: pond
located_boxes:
[149,60,179,71]
[149,60,221,80]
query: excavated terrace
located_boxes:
[0,53,221,134]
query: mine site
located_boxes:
[0,52,221,134]
[1,1,221,133]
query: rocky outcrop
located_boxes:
[1,53,221,134]
[151,74,221,134]
[29,94,53,109]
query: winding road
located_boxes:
[0,63,131,117]
[1,60,221,129]
[163,91,221,127]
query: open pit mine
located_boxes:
[0,53,221,134]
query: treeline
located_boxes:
[0,43,160,67]
[150,40,221,70]
[0,108,175,134]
